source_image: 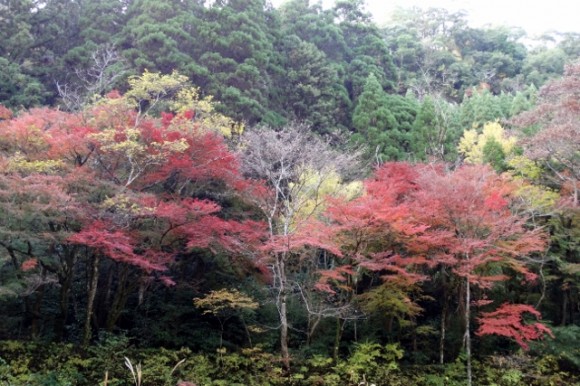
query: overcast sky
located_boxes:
[271,0,580,36]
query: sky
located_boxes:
[271,0,580,36]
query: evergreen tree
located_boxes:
[509,90,532,117]
[352,73,417,161]
[195,0,279,124]
[278,35,350,133]
[120,0,199,74]
[352,73,391,146]
[0,0,35,63]
[460,89,506,130]
[0,58,47,108]
[411,95,460,161]
[278,0,346,62]
[381,93,418,160]
[63,0,127,70]
[334,0,396,99]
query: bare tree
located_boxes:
[238,123,361,370]
[56,44,127,111]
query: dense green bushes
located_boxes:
[1,338,579,385]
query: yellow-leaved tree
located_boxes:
[286,168,362,226]
[94,70,242,137]
[458,122,517,170]
[194,289,259,348]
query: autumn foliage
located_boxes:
[0,72,559,384]
[0,76,269,346]
[476,303,554,349]
[322,162,550,354]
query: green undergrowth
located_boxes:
[0,338,578,386]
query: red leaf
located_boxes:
[21,258,38,271]
[476,303,554,350]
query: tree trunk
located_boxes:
[278,256,290,372]
[241,316,253,347]
[55,253,75,340]
[83,255,100,347]
[333,318,345,361]
[464,276,472,386]
[106,265,131,331]
[561,289,568,326]
[440,301,447,364]
[55,281,70,340]
[412,321,417,354]
[307,314,322,346]
[31,286,45,338]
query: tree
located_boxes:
[0,71,264,346]
[458,121,517,171]
[337,9,396,101]
[0,107,95,339]
[57,44,127,111]
[239,123,360,370]
[277,35,350,133]
[411,95,461,161]
[352,74,418,161]
[380,93,418,160]
[119,0,199,74]
[323,163,432,353]
[68,73,260,342]
[194,289,258,348]
[476,303,553,350]
[351,73,392,158]
[459,89,507,131]
[412,165,548,386]
[0,57,47,108]
[385,7,482,100]
[514,61,580,207]
[278,0,346,62]
[514,61,580,328]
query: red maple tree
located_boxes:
[322,163,550,385]
[412,164,549,385]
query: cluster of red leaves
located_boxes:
[261,219,341,257]
[67,220,168,272]
[21,258,38,271]
[0,108,74,156]
[0,90,270,286]
[315,265,355,294]
[324,163,436,286]
[317,162,552,346]
[476,303,554,349]
[412,164,546,286]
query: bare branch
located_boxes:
[56,44,127,111]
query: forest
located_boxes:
[0,0,579,385]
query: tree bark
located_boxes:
[440,300,447,364]
[278,256,290,372]
[83,255,100,347]
[55,252,75,340]
[333,318,345,361]
[106,264,131,331]
[439,269,449,365]
[464,276,472,386]
[561,289,568,326]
